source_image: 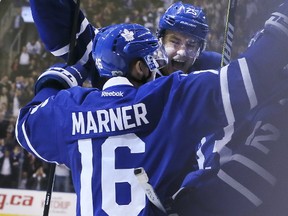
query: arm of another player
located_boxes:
[15,63,88,164]
[191,51,222,72]
[30,0,97,68]
[170,100,288,216]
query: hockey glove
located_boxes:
[265,1,288,37]
[35,63,88,94]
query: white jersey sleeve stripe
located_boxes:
[217,169,263,206]
[193,69,219,75]
[76,18,89,39]
[51,37,93,67]
[213,124,234,154]
[51,44,70,56]
[220,65,235,124]
[232,154,276,185]
[15,114,21,146]
[239,58,258,109]
[79,41,93,66]
[51,18,91,57]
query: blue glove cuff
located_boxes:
[265,1,288,37]
[35,63,88,94]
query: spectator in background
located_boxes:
[10,145,22,187]
[0,149,14,188]
[0,139,4,157]
[10,56,20,82]
[0,86,9,111]
[0,75,12,90]
[11,7,24,38]
[18,171,28,189]
[54,164,72,192]
[26,38,42,56]
[13,76,33,107]
[12,88,21,118]
[27,58,39,75]
[4,117,18,151]
[22,153,40,181]
[27,165,47,191]
[0,109,9,139]
[0,1,67,192]
[18,46,30,77]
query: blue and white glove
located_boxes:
[35,63,88,94]
[265,1,288,37]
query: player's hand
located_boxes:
[264,1,288,37]
[34,62,88,94]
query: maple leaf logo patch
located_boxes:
[121,29,135,41]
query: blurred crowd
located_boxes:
[0,0,282,192]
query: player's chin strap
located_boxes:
[134,167,179,216]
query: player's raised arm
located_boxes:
[168,1,288,215]
[213,0,288,126]
[29,0,97,77]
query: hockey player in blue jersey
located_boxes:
[170,84,288,216]
[17,24,170,215]
[169,32,288,216]
[28,0,221,86]
[156,1,221,75]
[16,1,288,214]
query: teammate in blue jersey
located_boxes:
[16,2,288,214]
[28,0,221,86]
[169,32,288,216]
[156,1,221,75]
[170,85,288,216]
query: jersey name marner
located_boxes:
[71,102,149,135]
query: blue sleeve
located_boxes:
[16,87,68,164]
[29,0,100,86]
[218,14,288,124]
[191,51,222,71]
[30,0,80,53]
[172,99,288,216]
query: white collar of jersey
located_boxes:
[103,77,133,90]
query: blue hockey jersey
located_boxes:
[191,51,222,72]
[173,87,288,216]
